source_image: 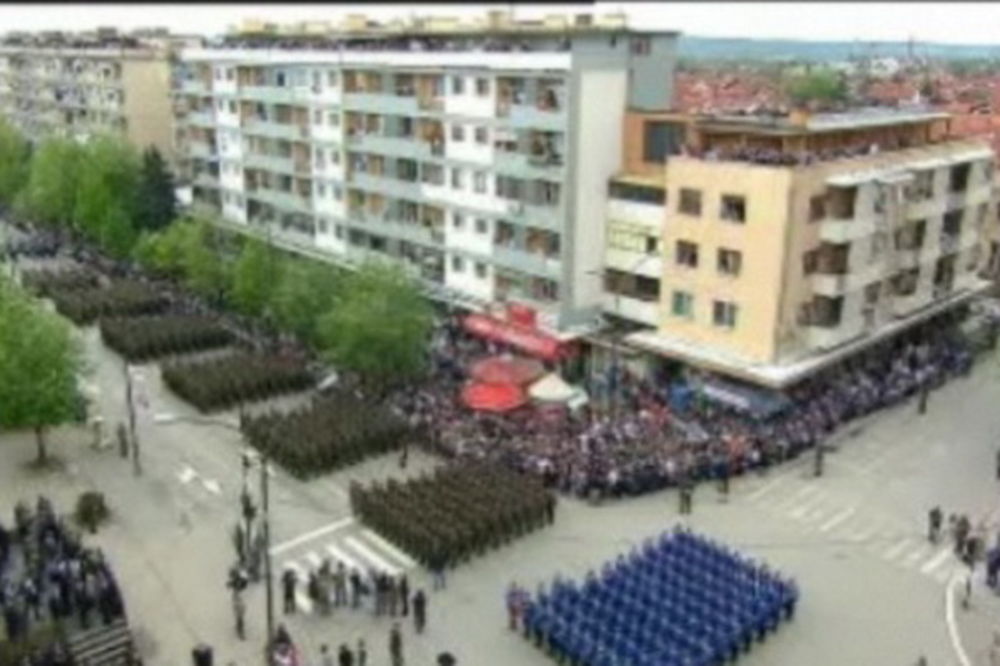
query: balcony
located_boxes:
[179,79,209,95]
[492,246,562,279]
[494,150,565,178]
[242,118,299,141]
[243,153,294,174]
[507,103,567,131]
[187,142,217,159]
[350,133,436,161]
[891,291,925,317]
[187,110,216,127]
[239,86,298,105]
[193,171,219,188]
[818,216,875,244]
[939,233,960,255]
[806,324,852,351]
[342,92,419,116]
[501,199,564,230]
[603,293,659,327]
[246,187,312,215]
[349,171,422,201]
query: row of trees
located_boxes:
[0,118,176,258]
[0,275,83,464]
[133,220,434,391]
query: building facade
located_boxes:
[604,108,997,387]
[174,12,678,337]
[0,32,177,159]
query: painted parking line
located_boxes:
[820,508,857,533]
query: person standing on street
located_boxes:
[398,575,410,617]
[338,643,354,666]
[413,589,427,634]
[233,590,246,640]
[928,506,943,544]
[282,568,298,615]
[389,622,404,666]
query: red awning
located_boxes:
[461,382,527,413]
[470,355,546,386]
[463,313,565,361]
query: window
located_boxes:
[631,37,651,55]
[451,76,465,95]
[215,67,224,80]
[802,250,818,275]
[451,256,465,273]
[327,71,338,87]
[474,126,488,145]
[642,121,676,163]
[453,213,465,230]
[312,71,322,90]
[720,195,746,223]
[451,168,463,189]
[226,68,235,81]
[717,248,742,276]
[645,236,659,256]
[475,77,490,97]
[451,124,465,142]
[675,240,698,268]
[671,291,693,318]
[713,301,738,329]
[318,217,329,233]
[678,188,702,216]
[334,225,344,239]
[332,185,342,201]
[809,195,826,222]
[228,101,237,113]
[475,218,489,235]
[473,171,487,194]
[475,262,487,279]
[317,184,327,198]
[313,109,323,125]
[216,100,224,111]
[608,181,666,205]
[328,112,340,127]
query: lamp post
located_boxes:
[152,412,274,663]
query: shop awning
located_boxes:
[694,377,792,419]
[463,313,566,361]
[461,381,527,413]
[470,355,545,386]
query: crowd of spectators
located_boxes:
[0,497,125,660]
[391,310,976,500]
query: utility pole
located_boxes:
[123,361,140,476]
[260,453,274,663]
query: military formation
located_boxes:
[99,315,234,362]
[20,268,100,298]
[47,280,167,326]
[162,352,314,413]
[242,392,410,479]
[350,461,557,569]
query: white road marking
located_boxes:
[883,538,913,561]
[771,485,820,512]
[902,546,929,569]
[202,479,222,495]
[820,508,857,533]
[945,573,973,666]
[745,476,787,501]
[788,492,829,520]
[306,552,323,568]
[178,466,196,484]
[345,536,401,576]
[361,529,418,569]
[270,517,355,556]
[921,548,954,575]
[326,544,362,573]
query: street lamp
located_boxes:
[153,411,275,663]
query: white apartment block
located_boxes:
[175,12,679,334]
[0,32,177,159]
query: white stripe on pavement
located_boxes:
[270,517,355,555]
[745,476,787,501]
[883,538,913,561]
[178,467,196,484]
[920,548,954,575]
[306,552,323,568]
[820,508,856,533]
[325,544,362,573]
[788,493,829,520]
[902,546,929,569]
[771,485,820,512]
[345,536,401,576]
[361,529,418,569]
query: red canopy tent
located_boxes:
[469,356,545,386]
[461,382,527,413]
[462,313,567,361]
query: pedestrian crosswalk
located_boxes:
[735,472,973,589]
[276,525,418,615]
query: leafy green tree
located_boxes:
[0,277,83,464]
[19,137,83,227]
[0,119,30,208]
[74,134,141,253]
[270,259,339,343]
[784,67,848,106]
[135,146,176,232]
[180,219,230,302]
[132,219,198,277]
[315,261,432,392]
[231,237,281,317]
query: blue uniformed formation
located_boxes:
[522,527,798,666]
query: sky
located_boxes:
[0,2,999,45]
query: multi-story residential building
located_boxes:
[0,30,178,159]
[603,107,997,388]
[174,11,679,347]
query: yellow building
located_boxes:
[604,108,996,388]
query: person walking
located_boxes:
[389,622,404,666]
[349,568,362,609]
[398,575,410,617]
[413,589,427,634]
[337,643,354,666]
[282,568,298,615]
[928,506,943,544]
[233,590,246,640]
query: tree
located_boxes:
[270,259,339,343]
[0,119,30,209]
[784,67,848,107]
[0,277,83,464]
[231,237,281,317]
[19,137,83,228]
[74,134,141,253]
[132,219,199,277]
[135,146,177,233]
[180,219,230,302]
[315,262,433,392]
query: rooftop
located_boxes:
[697,106,950,135]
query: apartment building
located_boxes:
[0,30,177,159]
[603,107,997,388]
[174,11,679,342]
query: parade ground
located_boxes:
[0,312,997,666]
